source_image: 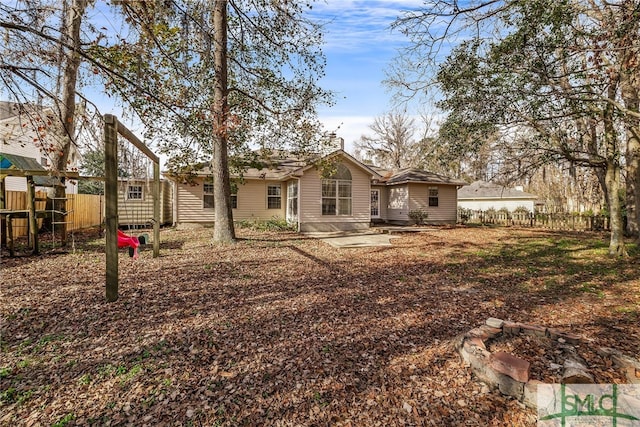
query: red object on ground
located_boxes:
[117,229,140,259]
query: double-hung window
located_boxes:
[230,191,238,209]
[203,179,214,209]
[267,184,281,209]
[204,179,237,209]
[428,187,439,207]
[322,164,352,215]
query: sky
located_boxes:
[2,0,427,157]
[109,0,426,155]
[310,1,425,153]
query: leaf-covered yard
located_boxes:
[1,226,639,426]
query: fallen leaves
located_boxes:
[0,226,638,426]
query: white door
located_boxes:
[370,189,380,218]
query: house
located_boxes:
[0,101,80,194]
[167,149,467,232]
[457,180,538,213]
[372,168,468,225]
[118,178,173,228]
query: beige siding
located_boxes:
[234,179,286,221]
[386,185,409,222]
[118,179,173,226]
[298,160,371,232]
[175,179,214,225]
[407,183,458,223]
[383,183,459,224]
[4,176,28,192]
[175,178,286,226]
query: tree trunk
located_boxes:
[51,0,87,245]
[617,0,640,240]
[620,66,640,241]
[605,160,626,256]
[212,0,235,243]
[625,120,640,240]
[604,84,627,256]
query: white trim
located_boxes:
[126,184,144,201]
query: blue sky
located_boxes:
[310,1,425,152]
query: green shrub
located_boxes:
[236,217,296,232]
[513,206,531,214]
[408,209,429,225]
[458,208,472,224]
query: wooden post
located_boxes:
[7,214,14,256]
[0,177,5,247]
[104,114,119,302]
[26,175,39,255]
[153,161,160,258]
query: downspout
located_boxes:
[296,177,301,233]
[172,179,178,227]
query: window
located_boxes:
[322,164,352,215]
[267,184,281,209]
[203,179,214,209]
[371,189,380,217]
[127,185,143,200]
[204,179,237,209]
[428,187,439,207]
[287,181,298,219]
[40,157,48,167]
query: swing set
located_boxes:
[104,114,160,302]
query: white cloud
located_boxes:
[320,114,375,154]
[310,0,422,52]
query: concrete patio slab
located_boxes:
[305,231,403,248]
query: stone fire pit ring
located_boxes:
[456,318,640,408]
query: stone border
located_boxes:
[456,318,640,408]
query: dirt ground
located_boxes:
[1,226,639,426]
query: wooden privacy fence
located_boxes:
[3,190,104,238]
[67,193,105,230]
[458,209,611,231]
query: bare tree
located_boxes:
[1,0,90,244]
[355,111,419,170]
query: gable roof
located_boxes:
[166,149,383,181]
[381,168,467,186]
[292,149,382,179]
[165,149,470,187]
[0,101,27,120]
[240,150,310,180]
[457,180,537,199]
